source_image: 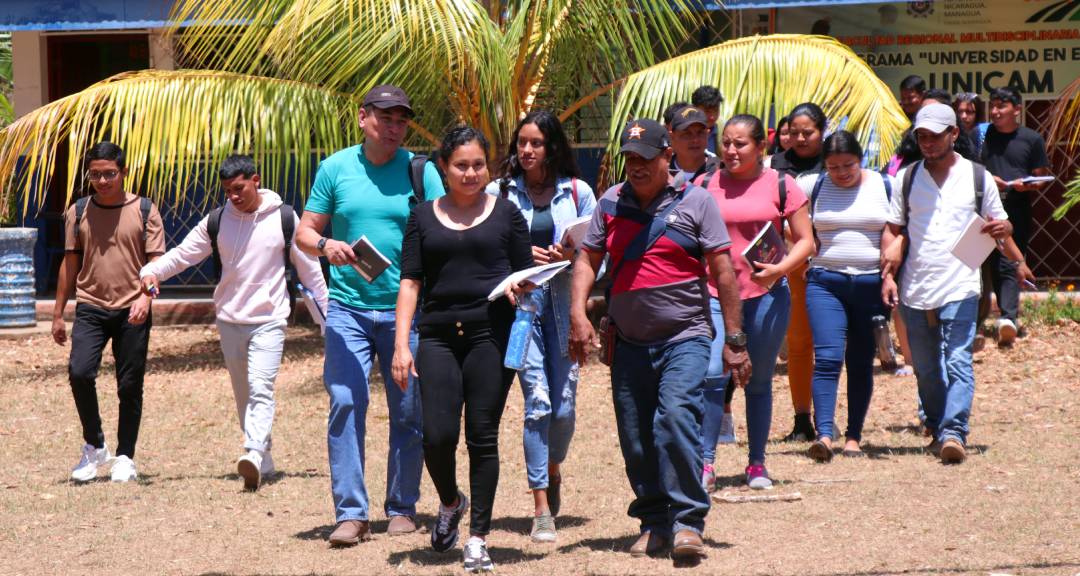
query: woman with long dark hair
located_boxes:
[393,126,533,573]
[486,110,595,543]
[767,102,827,444]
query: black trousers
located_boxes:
[69,303,152,458]
[415,320,514,536]
[986,199,1032,324]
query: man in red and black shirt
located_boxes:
[569,119,748,564]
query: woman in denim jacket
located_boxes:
[485,110,595,543]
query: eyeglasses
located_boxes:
[86,170,120,182]
[825,160,860,172]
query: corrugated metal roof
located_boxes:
[0,0,177,31]
[724,0,888,8]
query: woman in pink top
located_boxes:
[697,115,815,490]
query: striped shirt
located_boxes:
[809,171,892,275]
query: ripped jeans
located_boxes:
[517,285,578,490]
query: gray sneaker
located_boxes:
[463,537,494,573]
[530,513,556,543]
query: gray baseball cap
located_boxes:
[913,103,957,134]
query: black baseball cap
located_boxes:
[362,84,413,115]
[670,106,709,132]
[619,119,670,160]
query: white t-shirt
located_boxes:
[886,155,1008,310]
[810,170,891,275]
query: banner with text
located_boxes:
[774,0,1080,99]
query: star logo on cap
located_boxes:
[628,124,644,140]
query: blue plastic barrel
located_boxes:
[0,228,38,328]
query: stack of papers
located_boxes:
[487,261,571,301]
[554,216,592,249]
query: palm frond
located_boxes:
[1046,76,1080,220]
[1052,170,1080,221]
[0,70,362,216]
[167,0,515,150]
[601,34,910,177]
[503,0,702,119]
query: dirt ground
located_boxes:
[1,321,1078,576]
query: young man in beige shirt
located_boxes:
[53,142,165,483]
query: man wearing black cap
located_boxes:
[297,85,446,546]
[568,119,749,563]
[669,106,719,183]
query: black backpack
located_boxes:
[407,154,430,206]
[207,204,298,311]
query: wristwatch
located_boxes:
[725,331,748,347]
[317,237,328,253]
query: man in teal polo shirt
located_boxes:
[297,85,444,547]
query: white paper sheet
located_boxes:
[486,261,572,301]
[949,213,997,270]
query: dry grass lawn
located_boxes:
[1,321,1079,575]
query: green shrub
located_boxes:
[1022,286,1080,325]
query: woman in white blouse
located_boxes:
[804,130,892,462]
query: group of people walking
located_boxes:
[52,77,1048,571]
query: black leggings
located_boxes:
[416,321,514,536]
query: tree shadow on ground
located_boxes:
[488,514,589,535]
[712,473,752,490]
[557,533,731,555]
[293,514,437,542]
[25,330,326,383]
[385,544,549,567]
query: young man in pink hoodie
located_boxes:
[140,155,328,490]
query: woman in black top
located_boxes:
[392,126,533,573]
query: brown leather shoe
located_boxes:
[629,530,670,558]
[671,529,706,560]
[328,520,371,547]
[940,438,967,464]
[386,515,417,536]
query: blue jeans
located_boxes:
[700,298,726,463]
[518,285,578,490]
[899,297,978,445]
[743,282,790,465]
[324,300,423,522]
[704,281,791,466]
[611,335,711,535]
[806,269,882,442]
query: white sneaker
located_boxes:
[997,318,1017,345]
[237,451,263,491]
[71,443,111,483]
[259,450,276,477]
[717,413,737,444]
[110,455,138,483]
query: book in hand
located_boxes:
[487,261,572,301]
[350,235,391,283]
[1018,175,1054,184]
[554,216,592,250]
[741,221,786,271]
[949,212,996,270]
[297,283,326,335]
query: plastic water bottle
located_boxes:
[504,289,545,370]
[872,315,898,372]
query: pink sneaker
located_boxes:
[745,464,773,490]
[701,462,716,492]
